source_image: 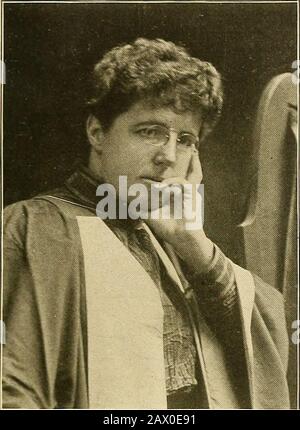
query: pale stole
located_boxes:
[77,216,256,409]
[77,216,167,409]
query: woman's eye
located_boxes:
[137,127,158,138]
[178,134,193,147]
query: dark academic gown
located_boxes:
[2,188,290,409]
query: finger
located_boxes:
[157,178,186,204]
[159,176,188,186]
[151,179,185,216]
[187,148,203,185]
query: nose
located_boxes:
[153,133,177,166]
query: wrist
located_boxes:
[172,230,215,274]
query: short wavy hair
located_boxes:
[87,38,223,141]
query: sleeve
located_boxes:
[253,274,290,374]
[2,203,69,409]
[183,244,252,405]
[183,244,242,340]
[3,245,47,408]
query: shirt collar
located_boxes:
[64,164,102,209]
[64,164,142,230]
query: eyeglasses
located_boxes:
[133,124,199,151]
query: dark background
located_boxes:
[3,2,297,264]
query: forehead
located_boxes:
[116,101,202,134]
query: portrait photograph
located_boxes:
[0,0,298,413]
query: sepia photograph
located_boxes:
[0,0,299,412]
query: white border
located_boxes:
[1,0,4,412]
[0,0,299,411]
[1,1,299,3]
[296,0,299,411]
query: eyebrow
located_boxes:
[130,121,199,137]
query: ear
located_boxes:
[86,114,105,154]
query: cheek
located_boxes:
[105,149,145,179]
[119,154,143,177]
[122,146,151,171]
